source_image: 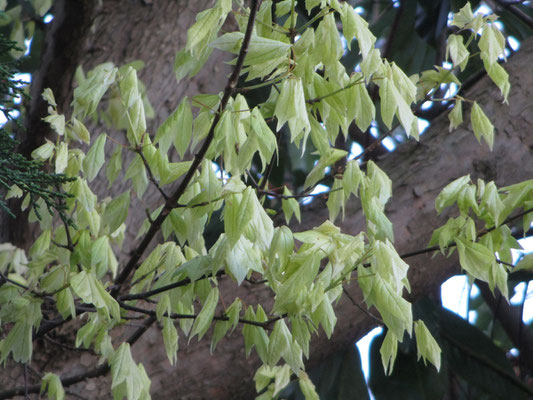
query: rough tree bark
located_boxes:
[2,1,533,398]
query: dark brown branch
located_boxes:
[119,269,226,301]
[118,300,283,329]
[112,0,261,295]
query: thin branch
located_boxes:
[342,287,383,324]
[112,0,262,296]
[118,300,282,329]
[137,149,169,201]
[119,269,226,301]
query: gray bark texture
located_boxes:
[1,0,533,398]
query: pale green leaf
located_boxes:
[341,3,376,57]
[471,102,494,150]
[103,190,130,234]
[83,133,106,181]
[42,88,57,107]
[456,238,495,283]
[162,317,179,365]
[190,286,219,340]
[451,3,474,29]
[380,330,398,375]
[31,140,54,161]
[484,61,510,103]
[224,188,255,246]
[110,343,151,400]
[281,187,301,224]
[446,34,469,71]
[448,99,463,132]
[435,175,470,214]
[70,118,91,144]
[274,77,310,149]
[56,288,76,320]
[479,24,506,66]
[41,373,65,400]
[55,142,68,173]
[298,371,319,400]
[414,320,441,370]
[1,321,32,363]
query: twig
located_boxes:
[342,287,383,324]
[137,149,169,201]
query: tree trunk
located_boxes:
[2,0,533,398]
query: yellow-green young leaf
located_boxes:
[298,371,319,400]
[274,77,310,149]
[414,320,441,370]
[267,320,291,366]
[41,373,65,400]
[70,271,120,320]
[174,47,214,82]
[327,178,345,221]
[361,48,382,78]
[456,238,495,283]
[479,24,506,66]
[42,88,57,107]
[5,184,22,200]
[31,140,54,161]
[72,178,97,212]
[380,329,398,375]
[72,63,117,119]
[435,175,470,214]
[341,2,376,57]
[343,160,362,198]
[190,287,219,340]
[291,317,311,359]
[224,188,255,246]
[106,145,123,187]
[103,190,130,234]
[55,142,68,173]
[29,228,51,258]
[32,0,52,16]
[43,113,65,136]
[242,306,269,363]
[350,80,375,132]
[56,288,76,320]
[481,181,505,226]
[379,79,398,129]
[225,236,261,285]
[154,98,193,158]
[186,6,227,56]
[110,343,151,400]
[304,148,347,189]
[448,99,463,132]
[484,61,510,103]
[315,13,343,63]
[210,32,291,66]
[70,118,90,144]
[281,187,301,224]
[1,321,32,363]
[162,317,179,365]
[124,154,148,199]
[451,3,474,29]
[471,102,494,150]
[446,34,469,71]
[83,133,106,181]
